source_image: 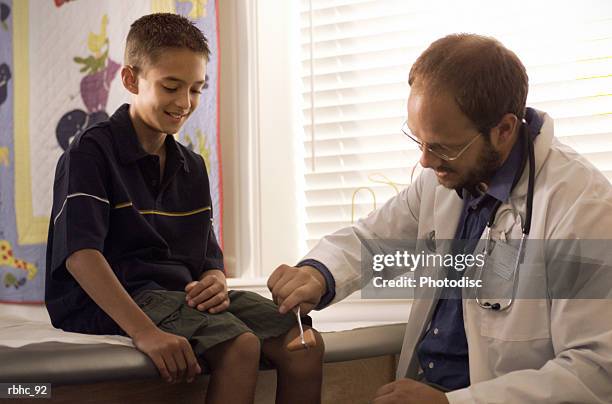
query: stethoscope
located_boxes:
[475,119,535,311]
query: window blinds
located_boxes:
[300,0,612,248]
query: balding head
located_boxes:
[409,33,528,135]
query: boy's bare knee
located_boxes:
[232,332,261,361]
[205,332,261,370]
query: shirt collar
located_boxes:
[110,104,189,172]
[457,107,544,204]
[164,131,190,173]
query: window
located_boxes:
[300,0,612,248]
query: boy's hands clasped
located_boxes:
[185,269,229,313]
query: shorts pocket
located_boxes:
[134,290,186,327]
[158,307,209,340]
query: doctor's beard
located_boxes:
[439,139,502,193]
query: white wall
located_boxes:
[219,0,305,279]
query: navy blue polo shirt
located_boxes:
[45,104,223,335]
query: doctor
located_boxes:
[268,33,612,403]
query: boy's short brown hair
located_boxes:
[409,33,528,135]
[125,13,210,69]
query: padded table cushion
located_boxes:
[0,323,406,385]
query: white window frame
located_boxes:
[222,0,411,330]
[221,0,305,280]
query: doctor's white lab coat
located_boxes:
[302,111,612,403]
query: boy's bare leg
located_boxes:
[202,332,261,404]
[262,325,324,404]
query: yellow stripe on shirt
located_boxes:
[114,202,133,209]
[138,206,211,217]
[113,202,211,217]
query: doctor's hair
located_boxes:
[124,13,210,70]
[408,33,528,136]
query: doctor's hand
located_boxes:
[185,269,229,313]
[373,379,449,404]
[267,264,327,315]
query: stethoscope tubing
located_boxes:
[476,120,535,311]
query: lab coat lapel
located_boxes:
[429,183,463,294]
[396,183,463,379]
[433,184,464,243]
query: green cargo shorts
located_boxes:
[133,289,307,370]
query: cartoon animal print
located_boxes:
[54,0,77,8]
[0,147,9,167]
[0,2,10,31]
[175,0,207,19]
[0,240,38,282]
[0,63,11,106]
[56,14,119,150]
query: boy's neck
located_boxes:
[129,105,167,156]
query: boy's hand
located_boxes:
[185,269,229,313]
[132,326,201,383]
[267,264,326,315]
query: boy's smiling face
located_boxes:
[128,47,207,136]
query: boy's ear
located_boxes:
[121,65,139,94]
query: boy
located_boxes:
[45,13,323,404]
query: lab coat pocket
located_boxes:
[480,265,551,341]
[480,297,550,341]
[479,252,550,341]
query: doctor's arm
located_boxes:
[268,169,429,312]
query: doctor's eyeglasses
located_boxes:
[401,120,482,161]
